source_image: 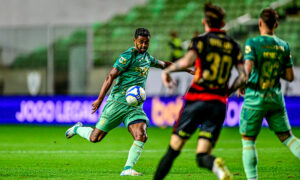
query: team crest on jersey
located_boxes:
[119,57,127,64]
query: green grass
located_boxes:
[0,126,299,179]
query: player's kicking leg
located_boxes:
[120,120,147,176]
[266,109,300,160]
[65,122,83,139]
[65,122,107,142]
[277,131,300,160]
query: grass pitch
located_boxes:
[0,125,299,179]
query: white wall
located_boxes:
[0,0,146,27]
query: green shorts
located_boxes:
[96,100,149,132]
[240,106,291,136]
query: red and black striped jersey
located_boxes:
[184,29,243,104]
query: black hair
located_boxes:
[260,8,278,29]
[135,28,151,38]
[204,3,225,28]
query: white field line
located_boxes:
[0,148,284,154]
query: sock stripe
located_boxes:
[133,142,143,149]
[243,146,256,151]
[288,138,297,148]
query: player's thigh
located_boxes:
[199,101,226,147]
[173,101,209,140]
[95,101,125,132]
[266,108,291,133]
[239,106,265,137]
[124,106,149,128]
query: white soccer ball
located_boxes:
[125,86,146,106]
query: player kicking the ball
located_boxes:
[154,3,246,180]
[238,8,300,180]
[65,28,193,176]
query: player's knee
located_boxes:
[196,153,215,170]
[89,134,105,143]
[89,136,99,143]
[276,131,291,142]
[134,133,148,142]
[242,135,256,141]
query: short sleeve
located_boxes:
[113,51,132,72]
[149,55,159,67]
[188,38,199,52]
[284,43,293,68]
[244,39,255,61]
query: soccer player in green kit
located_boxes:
[65,28,193,176]
[238,8,300,180]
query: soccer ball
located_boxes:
[125,86,146,106]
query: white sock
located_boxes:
[76,127,93,141]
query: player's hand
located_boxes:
[91,99,102,114]
[236,88,245,97]
[161,71,176,90]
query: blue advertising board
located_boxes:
[0,96,299,127]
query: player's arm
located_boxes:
[281,46,294,82]
[154,60,194,74]
[161,50,197,89]
[92,67,121,114]
[281,67,294,82]
[228,62,248,96]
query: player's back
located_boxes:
[243,35,293,109]
[185,30,243,104]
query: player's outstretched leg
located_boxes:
[66,123,106,142]
[279,132,300,160]
[120,121,147,176]
[65,122,83,139]
[242,139,258,180]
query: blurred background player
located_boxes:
[65,28,193,176]
[166,31,184,95]
[169,30,183,63]
[154,3,246,180]
[238,8,300,180]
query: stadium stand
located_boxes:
[12,0,300,69]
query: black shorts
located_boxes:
[173,100,226,147]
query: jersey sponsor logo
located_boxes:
[245,45,251,54]
[263,52,277,59]
[135,67,149,77]
[119,57,128,64]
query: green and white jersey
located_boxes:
[243,35,293,110]
[108,47,158,106]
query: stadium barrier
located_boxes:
[0,96,300,127]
